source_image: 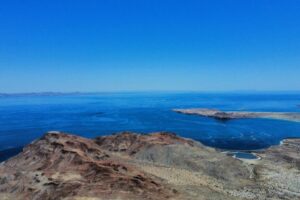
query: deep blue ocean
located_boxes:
[0,92,300,161]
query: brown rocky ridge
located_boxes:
[0,131,299,200]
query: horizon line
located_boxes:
[1,89,300,96]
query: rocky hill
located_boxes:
[0,131,299,200]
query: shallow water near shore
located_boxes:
[232,152,259,159]
[0,92,300,161]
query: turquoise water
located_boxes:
[0,92,300,161]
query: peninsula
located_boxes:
[173,108,300,122]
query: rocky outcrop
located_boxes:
[0,132,176,200]
[95,131,195,155]
[0,131,299,200]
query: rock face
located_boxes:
[174,108,300,122]
[0,132,176,200]
[0,131,300,200]
[95,131,195,155]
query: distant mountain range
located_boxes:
[0,92,83,97]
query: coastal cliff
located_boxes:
[0,131,299,200]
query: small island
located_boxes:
[173,108,300,122]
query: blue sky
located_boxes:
[0,0,300,93]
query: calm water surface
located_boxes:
[0,92,300,161]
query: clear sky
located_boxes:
[0,0,300,93]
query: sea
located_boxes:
[0,92,300,161]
